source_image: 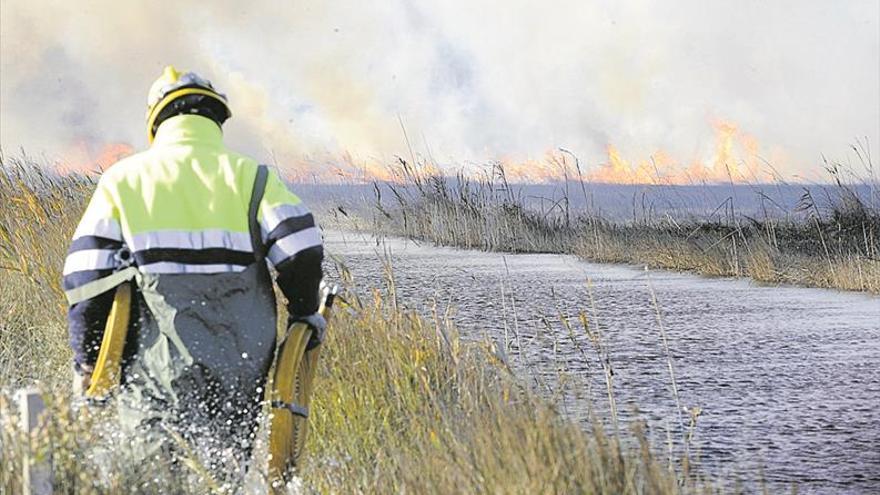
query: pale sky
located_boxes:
[1,0,878,182]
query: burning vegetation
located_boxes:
[51,119,796,186]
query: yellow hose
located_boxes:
[86,283,132,399]
[268,289,335,486]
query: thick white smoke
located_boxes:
[1,0,878,180]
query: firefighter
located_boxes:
[61,66,324,483]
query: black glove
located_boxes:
[288,313,327,350]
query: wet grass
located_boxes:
[0,155,722,493]
[375,159,880,293]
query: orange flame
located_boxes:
[59,141,134,174]
[437,120,781,185]
[586,120,776,184]
[588,144,662,184]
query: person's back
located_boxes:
[62,67,325,485]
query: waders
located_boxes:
[84,279,338,489]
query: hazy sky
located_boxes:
[1,0,878,181]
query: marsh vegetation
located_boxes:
[0,156,722,493]
[370,152,879,293]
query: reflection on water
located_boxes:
[325,229,880,494]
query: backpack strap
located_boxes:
[249,165,270,263]
[64,266,139,306]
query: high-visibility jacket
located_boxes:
[63,114,323,368]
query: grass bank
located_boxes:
[0,156,717,493]
[374,161,880,293]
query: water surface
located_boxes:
[325,229,880,494]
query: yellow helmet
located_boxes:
[145,65,231,143]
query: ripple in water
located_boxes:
[326,229,880,494]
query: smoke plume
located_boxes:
[1,0,878,182]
